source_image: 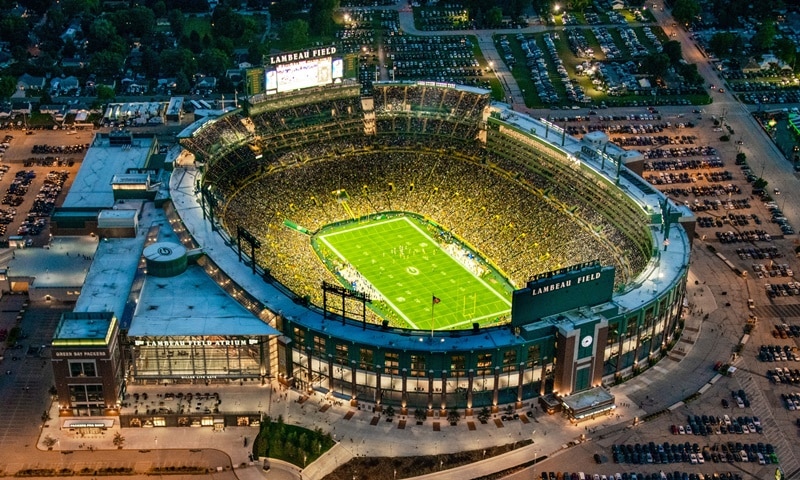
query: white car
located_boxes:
[678,425,685,434]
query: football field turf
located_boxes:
[317,216,511,330]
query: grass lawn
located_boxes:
[316,216,511,330]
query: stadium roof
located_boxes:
[127,264,280,337]
[62,133,154,209]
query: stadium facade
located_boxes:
[45,78,692,422]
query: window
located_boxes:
[359,348,373,371]
[527,344,540,368]
[313,335,326,355]
[68,384,104,404]
[293,327,305,348]
[334,343,348,365]
[385,352,399,375]
[477,353,493,376]
[450,355,465,373]
[69,360,97,377]
[502,350,517,373]
[411,355,426,377]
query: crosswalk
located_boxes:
[753,303,800,318]
[740,370,800,478]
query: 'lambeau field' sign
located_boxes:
[510,260,615,326]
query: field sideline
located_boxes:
[317,216,511,330]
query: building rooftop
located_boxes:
[52,312,116,346]
[127,264,280,337]
[5,236,97,288]
[62,134,154,209]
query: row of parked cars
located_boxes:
[759,343,799,362]
[767,367,800,384]
[543,472,744,480]
[765,283,800,299]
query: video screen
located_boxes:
[266,57,344,94]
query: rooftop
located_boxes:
[127,264,280,337]
[52,312,116,345]
[6,236,97,288]
[62,134,154,209]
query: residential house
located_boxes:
[50,76,81,96]
[15,74,46,98]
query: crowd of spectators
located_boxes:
[186,83,650,316]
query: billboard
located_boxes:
[510,261,615,326]
[265,46,343,94]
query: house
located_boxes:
[11,101,32,114]
[40,104,68,121]
[0,103,11,118]
[0,51,13,69]
[61,57,87,69]
[611,0,625,9]
[742,54,792,73]
[50,76,80,95]
[15,74,46,98]
[60,22,82,42]
[196,76,217,91]
[156,78,177,94]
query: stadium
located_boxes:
[164,49,693,418]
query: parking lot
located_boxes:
[0,129,88,246]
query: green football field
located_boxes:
[316,216,511,330]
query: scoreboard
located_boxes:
[265,46,344,94]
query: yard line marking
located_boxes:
[318,234,420,330]
[320,216,407,237]
[448,310,511,329]
[400,217,512,307]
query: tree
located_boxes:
[309,0,338,37]
[198,48,230,77]
[175,71,190,93]
[569,0,592,12]
[0,16,30,49]
[96,84,116,100]
[708,32,741,57]
[384,405,395,418]
[662,40,683,65]
[447,408,461,425]
[486,6,503,28]
[640,53,670,78]
[113,432,126,449]
[111,6,156,38]
[677,63,702,85]
[159,47,197,77]
[60,0,100,17]
[0,76,16,100]
[42,435,57,449]
[750,20,776,52]
[212,6,243,39]
[90,50,124,79]
[280,19,309,49]
[477,406,491,423]
[167,9,185,37]
[414,408,427,423]
[671,0,699,26]
[86,18,121,53]
[774,37,797,70]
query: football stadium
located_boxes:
[43,46,691,421]
[167,47,692,418]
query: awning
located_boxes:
[62,419,115,429]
